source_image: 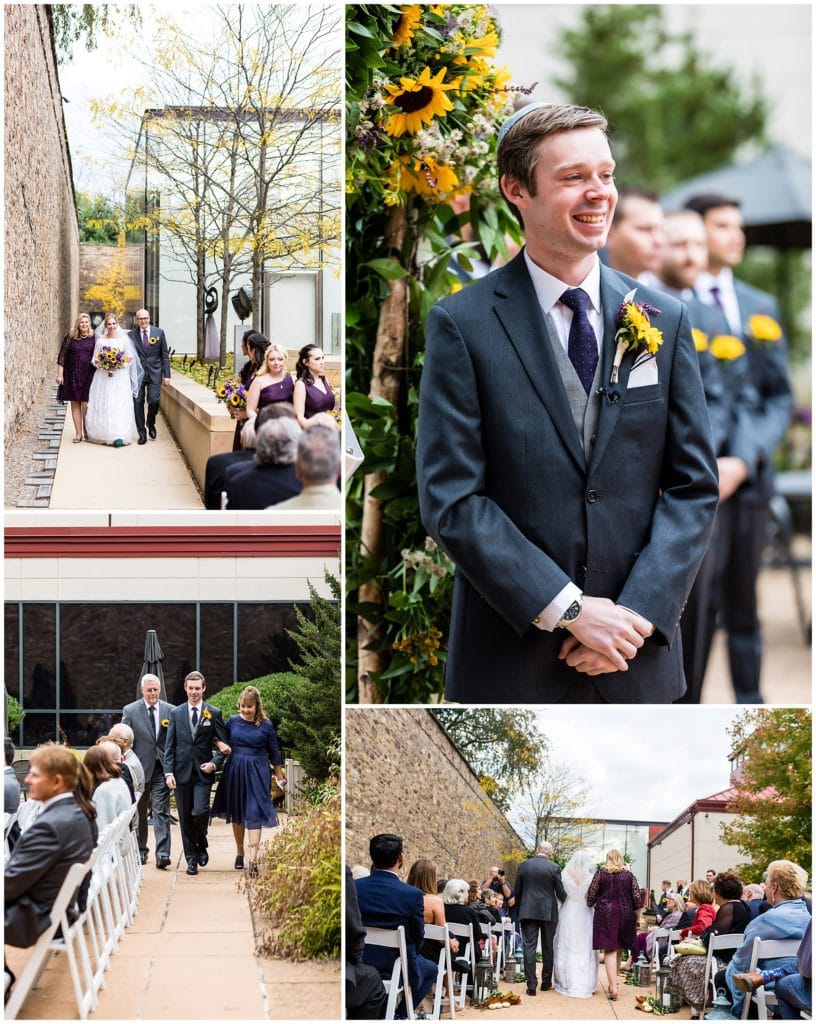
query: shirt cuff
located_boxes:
[532,583,583,631]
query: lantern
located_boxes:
[655,962,682,1013]
[705,989,735,1019]
[474,952,495,1005]
[638,958,655,988]
[502,950,517,984]
[633,952,649,985]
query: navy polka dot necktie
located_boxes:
[560,288,598,395]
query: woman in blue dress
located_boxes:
[211,686,286,876]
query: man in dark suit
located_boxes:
[514,842,567,995]
[129,308,171,445]
[122,673,174,868]
[5,744,95,949]
[164,670,228,875]
[346,865,388,1020]
[225,416,302,510]
[417,103,719,703]
[685,193,793,703]
[354,834,438,1011]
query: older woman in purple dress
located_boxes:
[293,344,335,428]
[56,312,97,442]
[587,849,642,1000]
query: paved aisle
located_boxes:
[49,412,202,508]
[7,820,339,1020]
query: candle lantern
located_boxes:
[474,953,495,1005]
[655,962,682,1013]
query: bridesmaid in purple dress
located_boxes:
[245,343,294,427]
[293,344,335,428]
[586,849,642,1000]
[56,312,97,442]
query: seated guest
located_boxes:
[271,422,340,510]
[96,736,136,803]
[346,865,387,1020]
[733,917,811,1019]
[483,890,504,925]
[109,723,145,800]
[678,880,716,937]
[203,399,283,509]
[4,739,20,814]
[623,892,684,968]
[742,882,768,918]
[467,879,494,924]
[442,878,486,959]
[355,834,438,1011]
[655,880,673,921]
[407,858,461,964]
[5,743,96,995]
[725,860,811,1018]
[225,416,302,510]
[84,745,131,831]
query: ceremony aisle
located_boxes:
[5,819,339,1020]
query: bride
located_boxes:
[85,312,141,446]
[553,850,598,998]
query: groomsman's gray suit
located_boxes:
[122,695,173,862]
[418,254,719,703]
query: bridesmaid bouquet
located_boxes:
[96,346,129,376]
[215,377,248,418]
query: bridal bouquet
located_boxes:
[96,346,129,375]
[215,377,247,416]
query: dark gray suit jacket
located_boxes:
[128,326,171,383]
[417,253,719,702]
[4,796,95,947]
[164,703,227,785]
[122,697,173,779]
[514,855,567,923]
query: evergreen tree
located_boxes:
[555,6,768,190]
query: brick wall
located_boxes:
[346,708,528,884]
[4,5,79,445]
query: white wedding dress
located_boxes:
[85,329,141,445]
[553,855,599,998]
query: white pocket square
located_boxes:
[628,353,658,388]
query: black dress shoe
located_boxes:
[156,858,171,870]
[148,426,157,439]
[526,988,537,996]
[138,434,147,445]
[540,982,552,991]
[186,860,198,875]
[140,852,149,865]
[197,850,209,867]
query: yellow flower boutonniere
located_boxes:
[748,314,783,343]
[203,708,212,720]
[691,328,709,353]
[148,336,158,345]
[160,718,169,728]
[709,335,746,361]
[611,289,664,384]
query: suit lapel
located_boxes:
[588,267,634,472]
[493,254,585,472]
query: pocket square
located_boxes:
[628,354,658,388]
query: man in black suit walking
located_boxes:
[129,308,171,444]
[514,842,567,995]
[164,671,228,875]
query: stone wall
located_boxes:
[4,6,79,445]
[346,708,528,884]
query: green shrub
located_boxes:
[6,695,24,732]
[251,791,340,959]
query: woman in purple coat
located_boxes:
[587,849,642,1000]
[56,312,97,442]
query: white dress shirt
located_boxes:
[695,268,743,335]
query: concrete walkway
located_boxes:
[6,820,340,1020]
[49,411,203,508]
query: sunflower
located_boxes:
[383,66,457,137]
[691,328,709,352]
[710,334,746,361]
[391,5,422,48]
[389,154,462,199]
[748,313,783,342]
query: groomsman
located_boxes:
[685,193,793,702]
[605,185,665,284]
[122,674,173,867]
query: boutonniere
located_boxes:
[202,708,212,720]
[149,336,158,345]
[611,289,664,384]
[691,328,709,352]
[161,718,169,728]
[709,334,746,361]
[747,314,782,343]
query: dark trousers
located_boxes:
[134,377,162,437]
[174,777,212,863]
[520,918,556,989]
[678,532,719,703]
[137,762,171,859]
[346,962,388,1019]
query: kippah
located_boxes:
[497,102,552,148]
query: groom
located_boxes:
[417,103,719,704]
[164,671,228,875]
[129,308,171,444]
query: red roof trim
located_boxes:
[4,525,340,559]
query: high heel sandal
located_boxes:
[607,988,619,1001]
[73,436,83,443]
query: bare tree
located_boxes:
[515,757,591,858]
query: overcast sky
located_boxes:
[505,706,742,828]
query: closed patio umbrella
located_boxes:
[137,629,167,701]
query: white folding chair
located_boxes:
[445,920,476,1009]
[650,927,671,969]
[491,921,505,976]
[665,928,684,963]
[364,925,415,1020]
[702,932,745,1012]
[741,936,802,1020]
[424,922,456,1020]
[5,860,90,1020]
[48,867,100,1020]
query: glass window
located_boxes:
[5,604,19,700]
[236,603,306,682]
[199,604,235,691]
[22,604,57,710]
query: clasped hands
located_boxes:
[558,595,653,676]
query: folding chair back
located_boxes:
[703,933,745,1010]
[445,920,476,1009]
[364,925,415,1020]
[424,922,455,1020]
[650,927,671,969]
[741,936,802,1020]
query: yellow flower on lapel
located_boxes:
[748,314,782,342]
[203,708,212,720]
[710,335,746,361]
[160,718,169,728]
[610,291,664,384]
[149,336,158,345]
[691,328,709,352]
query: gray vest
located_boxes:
[546,326,603,463]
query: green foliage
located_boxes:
[251,791,340,959]
[554,6,768,191]
[6,695,25,732]
[721,708,812,878]
[434,709,548,812]
[170,354,236,388]
[51,5,142,62]
[76,192,122,244]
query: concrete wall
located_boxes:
[345,708,528,883]
[4,5,79,445]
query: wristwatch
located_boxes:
[555,597,582,629]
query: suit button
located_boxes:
[586,489,598,503]
[577,565,587,579]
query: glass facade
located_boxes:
[5,600,308,748]
[552,819,660,884]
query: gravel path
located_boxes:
[4,374,64,508]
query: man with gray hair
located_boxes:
[514,841,567,995]
[272,421,340,510]
[121,674,173,867]
[225,415,302,509]
[110,722,145,799]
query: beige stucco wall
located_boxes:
[649,810,746,888]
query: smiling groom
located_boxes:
[417,103,719,704]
